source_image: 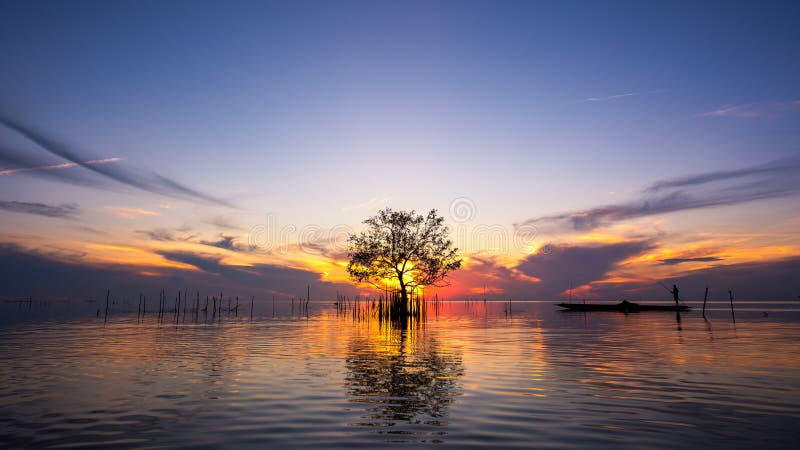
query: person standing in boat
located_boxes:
[671,284,680,307]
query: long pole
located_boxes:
[702,287,709,318]
[728,290,736,323]
[104,289,110,321]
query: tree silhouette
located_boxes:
[347,208,462,304]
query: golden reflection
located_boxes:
[343,311,464,426]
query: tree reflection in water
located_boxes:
[344,317,464,430]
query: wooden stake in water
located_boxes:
[104,289,110,321]
[702,287,709,318]
[729,290,736,323]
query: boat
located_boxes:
[557,300,690,312]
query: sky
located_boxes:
[1,0,799,302]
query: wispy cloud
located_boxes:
[659,256,723,265]
[203,215,244,231]
[0,157,122,176]
[0,115,235,207]
[341,195,397,212]
[520,155,800,231]
[0,200,80,218]
[135,227,247,252]
[645,155,800,192]
[106,206,159,219]
[72,225,108,235]
[580,92,638,102]
[200,234,240,251]
[1,145,110,188]
[698,99,800,118]
[134,228,193,242]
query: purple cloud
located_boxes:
[521,155,800,231]
[0,201,80,218]
[0,115,235,208]
[515,241,653,297]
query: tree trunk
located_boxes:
[395,276,409,319]
[399,279,408,303]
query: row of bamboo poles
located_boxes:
[333,287,449,324]
[97,285,316,324]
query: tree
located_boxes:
[347,208,462,303]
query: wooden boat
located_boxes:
[557,300,690,312]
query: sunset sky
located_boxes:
[1,1,799,301]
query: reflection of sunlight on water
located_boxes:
[0,301,799,448]
[345,327,464,429]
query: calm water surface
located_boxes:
[1,300,799,449]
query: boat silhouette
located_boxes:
[557,300,690,312]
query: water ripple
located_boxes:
[1,302,798,448]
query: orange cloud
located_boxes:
[105,206,159,219]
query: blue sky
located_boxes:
[1,1,799,300]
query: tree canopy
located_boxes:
[347,208,462,301]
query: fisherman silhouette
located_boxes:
[671,284,680,307]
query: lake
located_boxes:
[1,299,799,449]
